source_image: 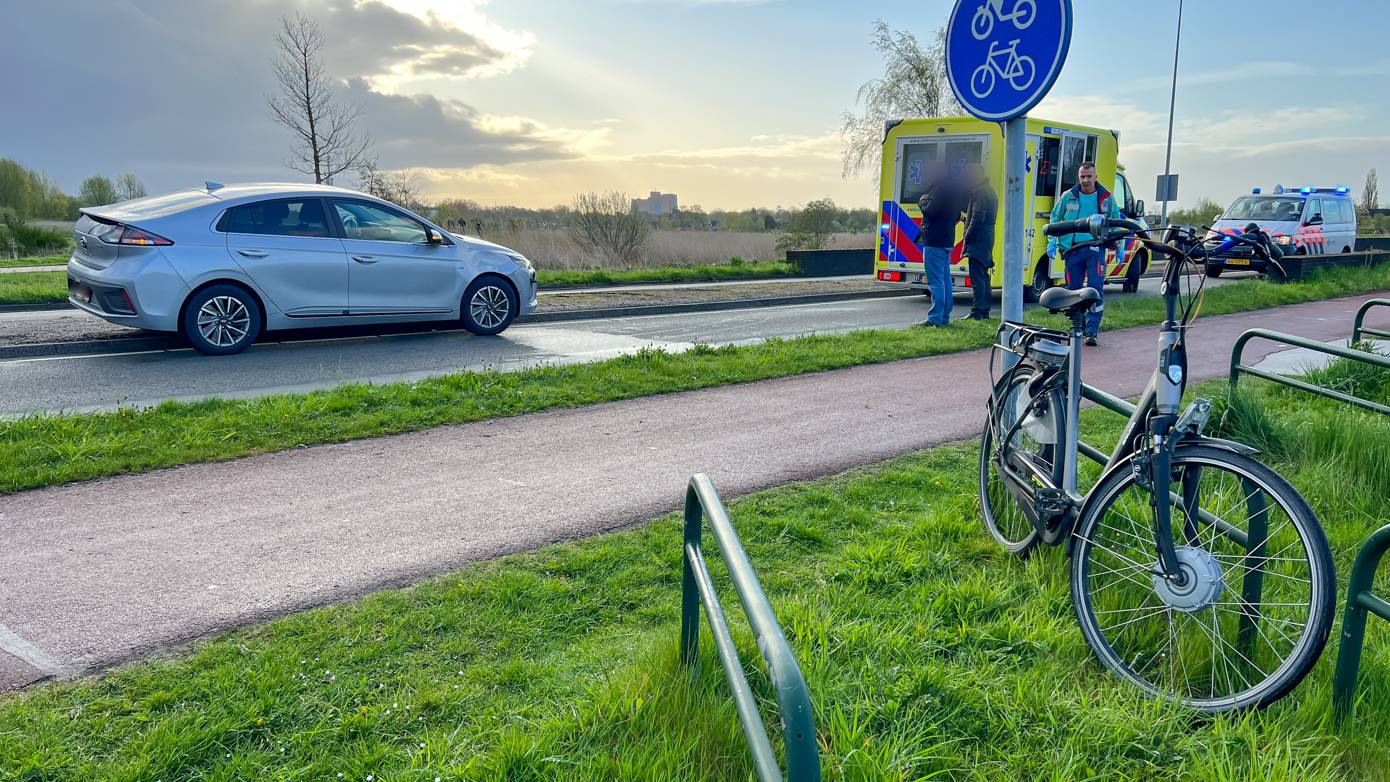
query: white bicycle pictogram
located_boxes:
[970,38,1037,98]
[971,0,1037,40]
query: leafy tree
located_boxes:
[115,173,146,202]
[1362,169,1380,215]
[840,21,959,180]
[78,175,117,208]
[1168,197,1224,229]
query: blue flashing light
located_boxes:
[1335,186,1350,195]
[1300,187,1313,195]
[1252,187,1261,194]
[880,223,891,232]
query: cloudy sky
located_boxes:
[4,0,1388,210]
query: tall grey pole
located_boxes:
[1158,0,1183,229]
[1002,116,1027,330]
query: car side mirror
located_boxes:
[1134,199,1145,218]
[427,228,445,244]
[1304,214,1323,226]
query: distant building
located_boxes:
[632,191,678,215]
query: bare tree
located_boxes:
[267,13,371,184]
[840,20,960,180]
[115,173,146,202]
[355,159,422,209]
[569,192,650,264]
[1363,168,1380,215]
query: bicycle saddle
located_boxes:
[1039,286,1100,313]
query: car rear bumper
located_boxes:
[67,257,186,332]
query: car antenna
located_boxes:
[205,181,225,192]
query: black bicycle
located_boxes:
[979,215,1335,713]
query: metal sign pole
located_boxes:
[1001,117,1027,326]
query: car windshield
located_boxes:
[1222,196,1303,222]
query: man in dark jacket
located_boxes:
[961,163,997,320]
[914,163,963,327]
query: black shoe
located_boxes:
[1084,334,1099,346]
[970,313,991,321]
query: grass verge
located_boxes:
[0,261,795,304]
[537,259,794,287]
[2,375,1387,780]
[0,271,68,305]
[3,266,1390,493]
[0,254,67,269]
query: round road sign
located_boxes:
[945,0,1073,122]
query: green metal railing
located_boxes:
[1352,298,1390,343]
[680,474,820,782]
[1228,328,1390,416]
[1333,525,1390,721]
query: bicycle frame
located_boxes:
[992,229,1196,577]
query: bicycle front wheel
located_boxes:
[1070,445,1335,712]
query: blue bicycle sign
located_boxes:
[971,0,1036,40]
[971,38,1036,98]
[946,0,1071,122]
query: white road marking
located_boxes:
[0,624,66,677]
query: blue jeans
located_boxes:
[923,246,953,325]
[1064,245,1105,335]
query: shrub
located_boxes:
[568,192,651,263]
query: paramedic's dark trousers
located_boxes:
[967,255,992,318]
[1064,245,1105,336]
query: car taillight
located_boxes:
[104,225,174,246]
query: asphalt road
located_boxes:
[1,276,1189,416]
[1,292,1385,690]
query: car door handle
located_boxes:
[352,255,379,264]
[237,249,268,258]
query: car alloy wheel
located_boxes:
[196,295,252,348]
[469,284,511,330]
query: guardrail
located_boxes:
[1228,328,1390,416]
[1353,298,1390,344]
[680,474,820,782]
[1333,525,1390,722]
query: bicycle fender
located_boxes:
[1183,435,1260,456]
[1064,438,1261,557]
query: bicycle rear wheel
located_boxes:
[979,365,1062,556]
[1070,445,1335,712]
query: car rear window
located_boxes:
[220,199,332,238]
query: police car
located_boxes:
[1203,185,1357,278]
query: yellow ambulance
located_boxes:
[874,116,1150,300]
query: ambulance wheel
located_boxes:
[1023,267,1049,303]
[1122,251,1145,293]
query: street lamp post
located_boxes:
[1159,0,1183,229]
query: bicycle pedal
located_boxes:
[1035,488,1069,515]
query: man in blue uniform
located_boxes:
[1047,161,1121,345]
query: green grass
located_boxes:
[3,265,1390,494]
[0,270,67,305]
[2,376,1387,780]
[0,261,795,306]
[537,259,794,287]
[0,254,67,269]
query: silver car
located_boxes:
[67,183,538,355]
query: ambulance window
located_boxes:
[1035,137,1059,197]
[898,142,939,206]
[943,140,983,165]
[1058,136,1088,193]
[1114,173,1132,211]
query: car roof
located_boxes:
[205,182,367,201]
